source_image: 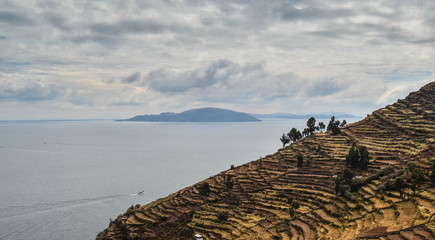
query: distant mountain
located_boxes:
[251,112,359,119]
[119,108,261,122]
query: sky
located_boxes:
[0,0,434,120]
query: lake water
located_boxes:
[0,118,356,240]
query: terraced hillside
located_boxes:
[97,82,435,240]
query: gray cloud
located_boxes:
[90,19,192,36]
[43,11,71,30]
[91,20,165,35]
[144,59,240,93]
[0,80,59,101]
[0,11,34,26]
[307,78,349,97]
[273,3,354,22]
[122,72,141,84]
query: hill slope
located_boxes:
[120,108,261,122]
[98,82,435,240]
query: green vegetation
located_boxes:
[431,161,435,185]
[280,133,290,147]
[345,143,369,170]
[217,211,229,221]
[327,116,342,135]
[306,117,317,135]
[197,182,211,196]
[288,127,303,142]
[280,116,347,148]
[296,152,304,168]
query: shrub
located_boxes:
[197,182,211,196]
[343,189,356,201]
[226,191,240,205]
[343,168,354,183]
[296,152,304,168]
[350,178,366,192]
[217,211,229,221]
[378,165,395,177]
[431,161,435,185]
[411,168,425,182]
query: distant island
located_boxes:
[118,107,261,122]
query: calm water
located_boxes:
[0,118,354,240]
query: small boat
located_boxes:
[138,190,144,195]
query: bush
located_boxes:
[350,178,366,192]
[411,168,425,182]
[226,191,240,205]
[378,165,395,177]
[296,152,304,168]
[343,168,354,183]
[343,189,356,201]
[197,182,211,196]
[217,211,229,221]
[431,161,435,185]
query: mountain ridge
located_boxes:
[250,112,359,119]
[98,82,435,240]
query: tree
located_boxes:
[327,116,341,135]
[346,143,370,170]
[346,143,360,169]
[280,133,290,147]
[394,177,405,200]
[431,161,435,185]
[296,152,304,168]
[343,168,354,183]
[340,120,347,127]
[335,177,341,195]
[217,211,229,221]
[306,117,316,135]
[197,182,211,196]
[288,128,302,142]
[359,145,369,170]
[318,122,326,132]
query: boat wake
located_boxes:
[0,194,126,220]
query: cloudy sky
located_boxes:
[0,0,434,120]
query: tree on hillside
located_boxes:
[302,128,309,137]
[335,177,341,195]
[327,116,341,135]
[340,120,347,127]
[306,117,317,135]
[431,161,435,185]
[345,143,370,170]
[280,133,290,147]
[296,152,304,168]
[394,177,405,200]
[288,128,302,142]
[197,182,211,196]
[343,168,354,184]
[318,122,326,132]
[359,145,369,170]
[346,143,360,169]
